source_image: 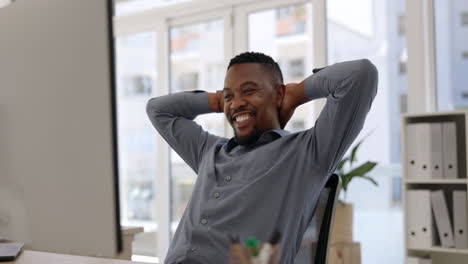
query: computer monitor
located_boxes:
[0,0,122,257]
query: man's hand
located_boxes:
[208,90,224,113]
[278,82,310,129]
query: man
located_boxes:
[147,52,378,264]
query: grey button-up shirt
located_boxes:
[146,59,378,264]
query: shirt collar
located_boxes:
[226,129,290,152]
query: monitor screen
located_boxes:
[0,0,122,257]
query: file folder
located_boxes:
[442,122,458,179]
[453,190,468,249]
[406,124,419,179]
[407,190,434,248]
[431,190,455,248]
[408,123,443,179]
[419,123,443,179]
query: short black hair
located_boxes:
[227,52,284,86]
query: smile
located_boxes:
[235,114,252,123]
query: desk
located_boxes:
[117,226,144,260]
[4,250,145,264]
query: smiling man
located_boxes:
[147,52,378,264]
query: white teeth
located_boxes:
[235,114,251,122]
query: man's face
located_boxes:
[223,63,284,145]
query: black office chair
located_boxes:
[294,174,342,264]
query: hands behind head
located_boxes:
[278,83,300,129]
[211,81,307,129]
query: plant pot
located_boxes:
[331,202,353,243]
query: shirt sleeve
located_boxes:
[301,59,378,175]
[146,91,224,173]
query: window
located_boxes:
[115,0,192,16]
[462,12,468,26]
[435,0,468,111]
[123,75,152,96]
[398,15,405,36]
[116,32,158,258]
[169,19,226,233]
[248,2,314,134]
[113,0,432,261]
[275,5,307,36]
[463,51,468,59]
[327,0,406,263]
[287,58,305,79]
[176,72,199,91]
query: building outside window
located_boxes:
[115,31,159,258]
[435,0,468,111]
[327,0,407,263]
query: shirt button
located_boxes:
[226,176,232,181]
[201,219,207,225]
[190,247,196,251]
[214,192,220,198]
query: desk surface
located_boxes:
[4,250,144,264]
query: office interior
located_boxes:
[1,0,467,263]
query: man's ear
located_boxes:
[276,84,286,109]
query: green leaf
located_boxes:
[337,157,350,171]
[356,175,379,186]
[345,161,378,178]
[349,139,364,165]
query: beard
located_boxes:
[234,127,262,146]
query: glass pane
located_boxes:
[327,0,406,263]
[116,32,158,258]
[169,19,225,234]
[248,2,314,133]
[435,0,468,111]
[248,2,315,261]
[115,0,192,16]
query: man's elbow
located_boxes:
[356,59,378,94]
[146,97,161,118]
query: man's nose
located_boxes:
[230,95,247,111]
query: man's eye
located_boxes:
[224,94,233,100]
[244,89,255,94]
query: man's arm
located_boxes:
[146,91,224,173]
[282,59,378,175]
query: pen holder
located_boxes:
[229,243,281,264]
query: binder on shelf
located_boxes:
[406,124,420,179]
[419,123,443,179]
[431,190,455,248]
[442,122,458,179]
[407,190,434,248]
[453,190,468,249]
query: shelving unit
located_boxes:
[402,110,468,264]
[405,179,468,185]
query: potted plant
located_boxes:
[331,132,379,244]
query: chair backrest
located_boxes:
[294,174,341,264]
